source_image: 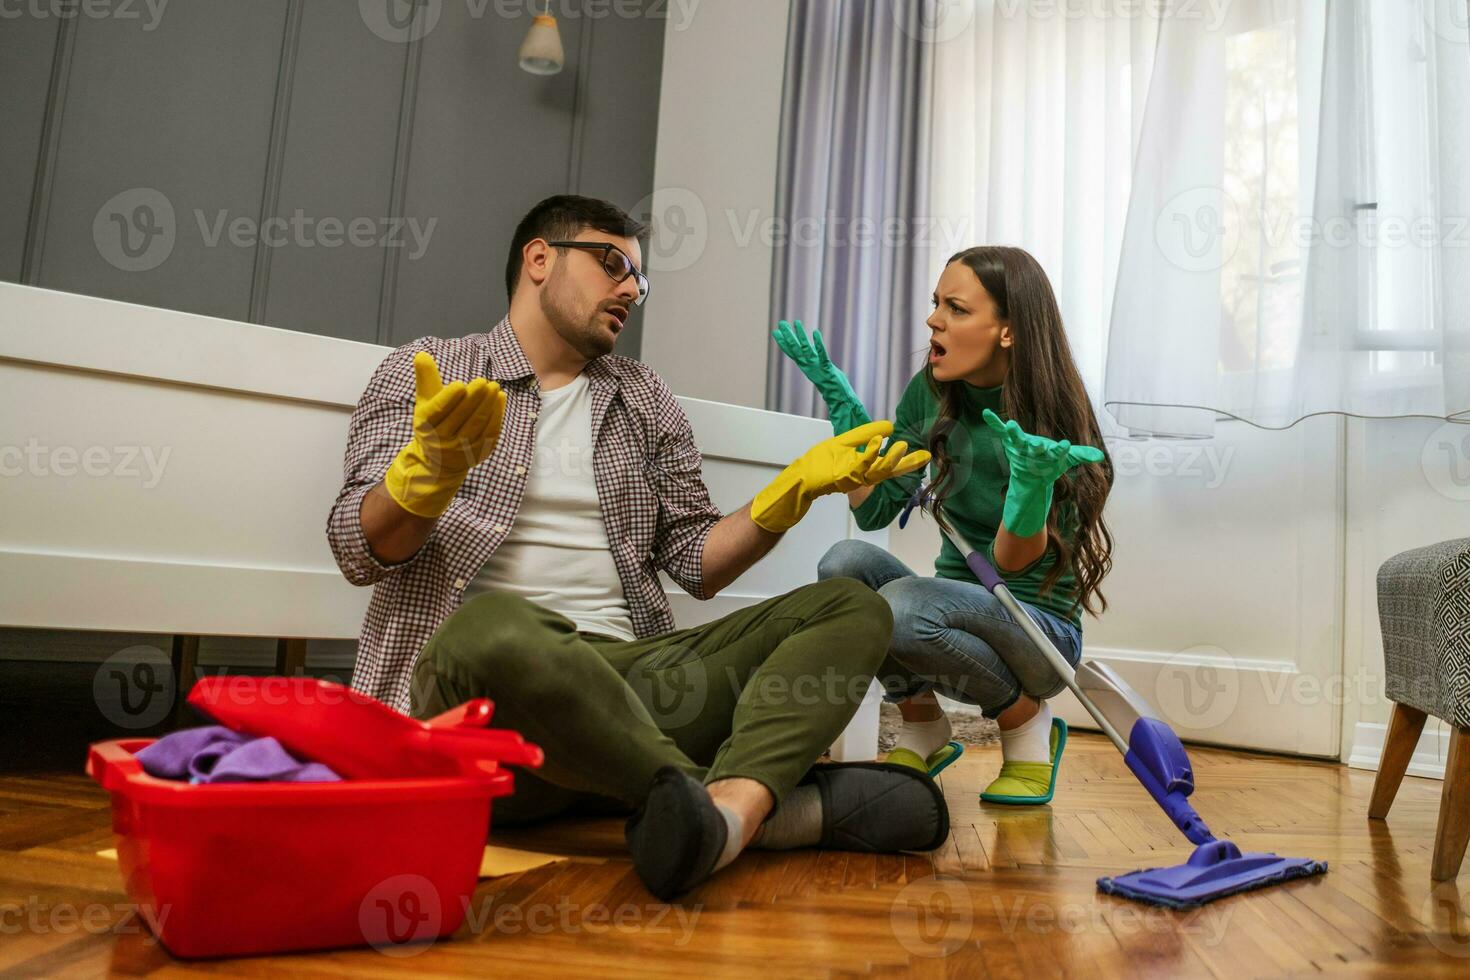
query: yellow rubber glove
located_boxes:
[383,352,507,518]
[751,420,931,533]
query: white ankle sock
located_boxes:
[712,804,746,872]
[894,713,952,761]
[999,702,1052,764]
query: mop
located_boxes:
[898,488,1328,908]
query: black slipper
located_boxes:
[624,766,729,902]
[803,761,950,852]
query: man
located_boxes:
[327,195,946,900]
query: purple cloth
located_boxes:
[135,725,341,784]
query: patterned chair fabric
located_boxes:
[1377,537,1470,728]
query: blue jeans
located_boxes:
[818,539,1083,719]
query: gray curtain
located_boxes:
[766,0,937,424]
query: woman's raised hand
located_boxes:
[982,408,1104,536]
[771,318,873,437]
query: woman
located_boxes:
[774,245,1114,804]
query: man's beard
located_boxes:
[539,274,616,360]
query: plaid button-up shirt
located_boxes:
[327,316,723,713]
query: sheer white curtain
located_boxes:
[927,0,1162,436]
[1104,0,1470,437]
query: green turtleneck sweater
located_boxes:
[852,371,1084,630]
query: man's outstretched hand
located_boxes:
[383,352,507,518]
[750,421,930,533]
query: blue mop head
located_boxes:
[1097,840,1328,909]
[1096,719,1328,907]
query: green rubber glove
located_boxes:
[771,319,873,437]
[982,407,1104,538]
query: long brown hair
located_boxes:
[926,246,1114,619]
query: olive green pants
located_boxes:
[409,577,892,825]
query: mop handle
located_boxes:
[939,523,1130,754]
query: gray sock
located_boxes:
[749,785,822,850]
[713,804,745,872]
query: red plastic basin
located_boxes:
[87,737,515,959]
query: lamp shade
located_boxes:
[518,14,564,75]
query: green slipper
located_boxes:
[885,740,965,778]
[979,718,1067,805]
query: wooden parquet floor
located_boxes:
[3,734,1469,978]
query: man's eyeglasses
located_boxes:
[546,240,649,307]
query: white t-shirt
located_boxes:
[465,372,636,641]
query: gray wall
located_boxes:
[1,0,665,356]
[0,0,666,672]
[640,0,791,408]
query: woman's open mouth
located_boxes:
[929,339,947,364]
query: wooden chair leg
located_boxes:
[1432,725,1470,881]
[169,634,200,728]
[275,638,308,677]
[1369,702,1428,820]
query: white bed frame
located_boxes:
[0,283,882,760]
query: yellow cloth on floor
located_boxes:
[478,845,574,878]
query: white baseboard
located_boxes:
[1347,720,1454,780]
